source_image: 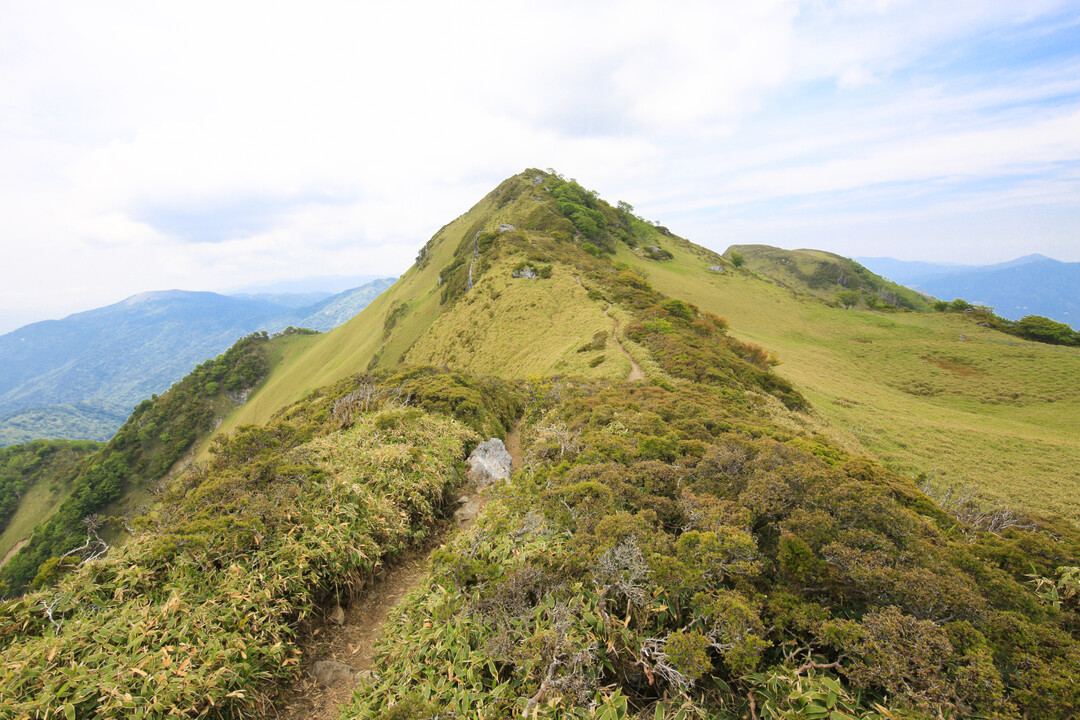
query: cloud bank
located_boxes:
[1,0,1078,325]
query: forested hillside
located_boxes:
[0,332,270,594]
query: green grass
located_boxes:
[727,244,933,310]
[615,241,1080,521]
[406,256,626,380]
[0,480,73,565]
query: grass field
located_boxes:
[0,478,72,565]
[406,256,627,379]
[616,240,1080,521]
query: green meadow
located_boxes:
[617,240,1080,521]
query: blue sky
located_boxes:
[1,0,1078,332]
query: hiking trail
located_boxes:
[573,275,644,382]
[274,419,524,719]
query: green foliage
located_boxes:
[577,332,608,353]
[384,300,412,338]
[729,251,745,268]
[544,174,664,255]
[0,440,99,536]
[0,333,270,594]
[643,245,674,262]
[0,372,495,719]
[1017,315,1079,345]
[836,290,861,309]
[1028,565,1080,610]
[934,299,1079,347]
[342,377,1080,719]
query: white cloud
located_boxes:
[0,0,1078,323]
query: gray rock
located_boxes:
[311,660,356,687]
[456,495,470,504]
[708,265,724,273]
[513,267,538,279]
[329,604,345,626]
[498,224,516,232]
[454,499,479,527]
[532,175,544,184]
[467,438,513,486]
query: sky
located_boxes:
[2,0,1079,332]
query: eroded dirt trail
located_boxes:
[0,539,29,568]
[274,419,524,720]
[574,274,645,383]
[605,304,645,382]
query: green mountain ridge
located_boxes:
[1,169,1078,718]
[726,244,934,311]
[0,278,394,446]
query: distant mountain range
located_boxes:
[856,254,1079,328]
[0,277,394,445]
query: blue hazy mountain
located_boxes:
[0,278,394,445]
[857,254,1078,328]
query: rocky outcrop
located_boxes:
[708,265,724,272]
[498,224,516,232]
[466,231,481,291]
[454,494,480,527]
[466,438,512,486]
[513,267,538,279]
[311,660,357,687]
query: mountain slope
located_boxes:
[210,176,1080,523]
[0,279,393,445]
[209,171,635,440]
[0,332,274,593]
[608,240,1080,521]
[728,244,933,310]
[2,170,1078,719]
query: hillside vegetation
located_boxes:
[726,245,933,312]
[0,439,100,563]
[0,333,272,594]
[0,279,392,446]
[607,240,1080,521]
[2,169,1078,719]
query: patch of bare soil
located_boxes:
[924,355,980,376]
[0,538,29,568]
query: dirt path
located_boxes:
[274,419,524,719]
[605,304,645,382]
[0,538,29,568]
[574,275,644,383]
[505,418,524,470]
